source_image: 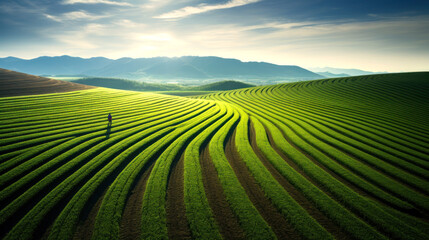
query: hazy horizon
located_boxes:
[1,0,429,72]
[0,54,390,75]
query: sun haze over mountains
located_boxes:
[1,0,429,72]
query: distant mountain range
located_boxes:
[0,56,323,84]
[315,72,350,78]
[309,67,387,76]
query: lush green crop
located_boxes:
[1,72,428,240]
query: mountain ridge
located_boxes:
[0,55,323,84]
[309,67,387,76]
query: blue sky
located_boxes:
[1,0,428,71]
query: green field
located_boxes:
[0,73,428,239]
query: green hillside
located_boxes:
[72,77,254,93]
[0,72,428,240]
[191,80,255,91]
[72,77,184,91]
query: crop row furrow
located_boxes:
[183,102,232,239]
[209,92,413,211]
[2,120,178,240]
[247,92,429,181]
[95,102,221,239]
[230,91,429,206]
[0,96,189,138]
[265,88,429,158]
[234,108,332,239]
[0,92,167,127]
[0,94,178,132]
[205,90,428,239]
[0,100,198,181]
[271,81,429,141]
[139,104,225,239]
[0,99,202,154]
[47,100,214,240]
[1,97,211,240]
[208,107,276,239]
[0,90,139,116]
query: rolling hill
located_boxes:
[72,77,184,91]
[190,80,255,91]
[0,68,94,97]
[71,78,255,92]
[0,71,428,240]
[0,56,323,82]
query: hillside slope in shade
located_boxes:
[191,80,255,91]
[0,72,428,240]
[72,78,255,92]
[0,68,95,97]
[72,77,183,91]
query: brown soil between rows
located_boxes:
[166,153,192,239]
[73,188,108,240]
[119,162,155,240]
[248,120,350,240]
[0,68,94,97]
[225,127,303,240]
[200,143,245,239]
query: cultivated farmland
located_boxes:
[0,72,428,240]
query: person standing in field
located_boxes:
[108,113,112,126]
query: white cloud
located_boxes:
[141,0,173,10]
[62,0,131,6]
[45,11,108,22]
[155,0,260,19]
[153,16,429,71]
[6,2,429,73]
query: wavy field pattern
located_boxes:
[1,73,428,240]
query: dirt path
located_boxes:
[200,143,245,239]
[119,162,155,240]
[249,121,350,240]
[0,68,94,97]
[166,153,192,239]
[225,128,302,240]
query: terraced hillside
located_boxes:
[0,72,428,240]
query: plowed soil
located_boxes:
[200,144,245,239]
[166,153,192,239]
[225,127,302,240]
[73,189,108,240]
[119,162,155,240]
[249,121,350,240]
[0,68,94,97]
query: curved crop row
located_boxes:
[200,73,429,239]
[1,73,428,240]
